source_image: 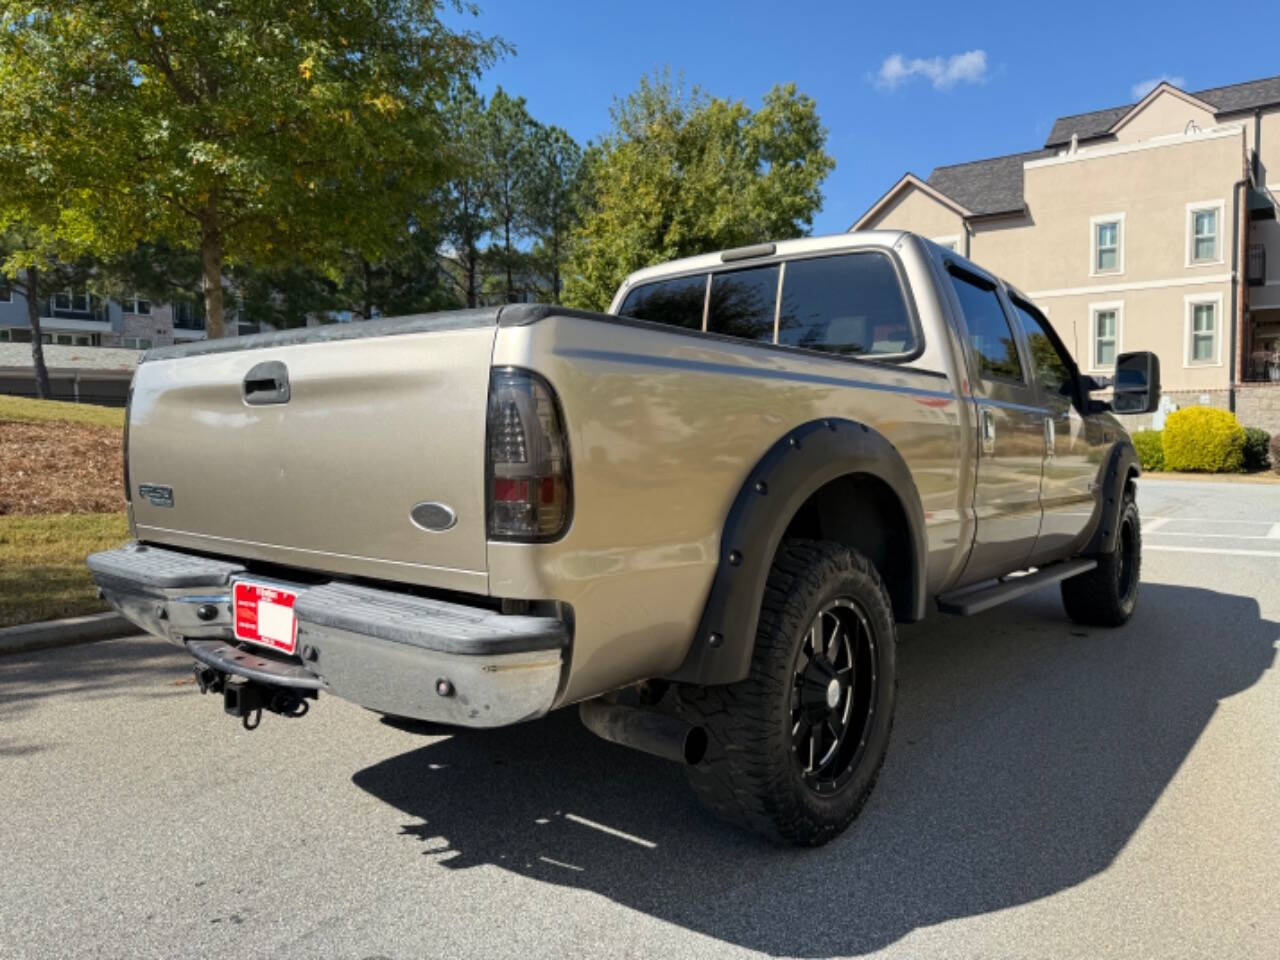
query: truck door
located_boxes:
[1007,294,1102,561]
[945,265,1045,582]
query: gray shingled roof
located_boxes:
[925,148,1053,217]
[1045,73,1280,146]
[0,343,140,373]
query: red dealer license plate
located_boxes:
[232,581,299,655]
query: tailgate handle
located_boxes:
[243,361,290,405]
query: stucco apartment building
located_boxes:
[854,74,1280,431]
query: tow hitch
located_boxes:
[193,665,318,730]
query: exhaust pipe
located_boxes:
[579,699,708,765]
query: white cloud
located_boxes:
[1130,74,1185,99]
[875,50,988,91]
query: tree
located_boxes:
[0,228,93,399]
[439,85,491,308]
[522,125,584,301]
[480,88,536,303]
[334,208,460,320]
[562,74,835,311]
[0,2,501,337]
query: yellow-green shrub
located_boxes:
[1132,430,1164,471]
[1161,407,1245,472]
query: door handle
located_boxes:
[1045,416,1055,457]
[243,360,291,405]
[981,408,996,454]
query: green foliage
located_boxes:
[481,88,537,302]
[1270,433,1280,476]
[562,73,835,311]
[0,2,502,334]
[1132,430,1165,471]
[1161,407,1245,473]
[1242,427,1271,472]
[522,124,584,300]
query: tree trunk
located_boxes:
[26,265,52,399]
[362,258,374,320]
[504,217,513,302]
[552,229,561,301]
[201,224,226,339]
[466,239,477,308]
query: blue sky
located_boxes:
[451,0,1280,235]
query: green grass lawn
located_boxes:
[0,394,124,429]
[0,397,129,627]
[0,512,130,628]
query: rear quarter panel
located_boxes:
[490,314,970,704]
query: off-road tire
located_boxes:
[1061,489,1141,627]
[676,539,897,846]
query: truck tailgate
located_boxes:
[128,323,496,592]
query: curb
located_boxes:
[0,612,135,656]
[1143,472,1280,485]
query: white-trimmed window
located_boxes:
[1090,214,1124,275]
[1187,201,1224,265]
[54,289,90,312]
[122,336,153,349]
[123,295,151,315]
[932,235,960,252]
[1184,293,1222,366]
[1090,301,1123,370]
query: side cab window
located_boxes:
[1009,296,1080,410]
[946,267,1025,385]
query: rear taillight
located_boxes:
[486,367,571,541]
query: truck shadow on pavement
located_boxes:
[353,583,1275,957]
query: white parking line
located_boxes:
[1146,545,1280,558]
[1269,523,1280,540]
[563,813,658,848]
[1146,531,1277,540]
[1144,517,1170,533]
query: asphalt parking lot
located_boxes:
[1,478,1277,960]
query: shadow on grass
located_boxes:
[354,583,1275,957]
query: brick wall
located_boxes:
[1236,384,1280,435]
[1122,384,1280,435]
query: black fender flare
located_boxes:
[667,418,928,687]
[1082,439,1140,557]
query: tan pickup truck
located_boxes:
[89,231,1159,845]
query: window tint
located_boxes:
[707,265,779,341]
[949,271,1023,382]
[618,273,706,330]
[777,253,916,357]
[1011,300,1072,399]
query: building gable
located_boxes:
[1108,84,1219,143]
[851,174,969,233]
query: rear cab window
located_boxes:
[778,252,916,358]
[618,248,919,362]
[707,265,779,341]
[617,273,707,330]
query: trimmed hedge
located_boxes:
[1242,427,1271,472]
[1161,407,1245,473]
[1270,434,1280,476]
[1132,430,1165,471]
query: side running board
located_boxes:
[935,559,1098,616]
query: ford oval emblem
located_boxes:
[410,501,457,532]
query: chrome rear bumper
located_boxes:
[87,543,568,727]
